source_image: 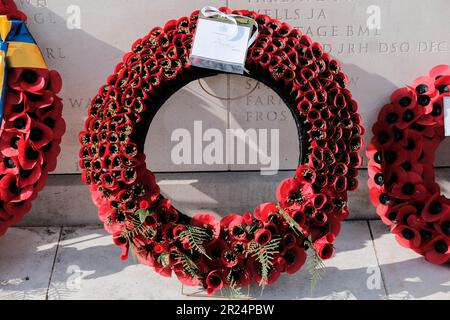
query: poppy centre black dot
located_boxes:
[418,95,430,106]
[387,112,398,124]
[388,212,397,221]
[27,93,41,102]
[10,137,19,149]
[379,193,390,205]
[432,103,442,116]
[437,85,450,94]
[13,117,27,130]
[401,161,412,171]
[378,132,389,144]
[20,169,33,178]
[441,221,450,235]
[385,150,397,164]
[402,228,415,240]
[41,141,53,152]
[416,84,428,94]
[8,181,21,195]
[43,118,55,129]
[22,70,38,84]
[399,97,412,107]
[25,147,39,160]
[12,103,24,113]
[374,151,383,164]
[30,128,43,142]
[434,240,448,254]
[420,230,432,241]
[402,110,414,122]
[374,173,384,185]
[3,157,15,168]
[406,139,415,150]
[393,127,403,141]
[429,201,442,215]
[402,183,415,195]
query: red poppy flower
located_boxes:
[0,155,19,175]
[221,214,248,241]
[249,258,281,286]
[276,178,313,208]
[254,228,272,246]
[396,105,425,130]
[0,174,34,203]
[24,90,54,110]
[377,103,401,127]
[436,214,450,237]
[113,232,129,261]
[254,202,278,222]
[412,76,436,96]
[313,234,335,260]
[4,198,33,221]
[295,165,316,184]
[390,87,417,109]
[429,64,450,79]
[8,68,50,93]
[392,224,422,249]
[0,0,27,20]
[221,249,238,268]
[41,140,61,172]
[205,270,224,295]
[26,121,54,150]
[3,112,32,134]
[422,192,449,222]
[156,199,178,223]
[391,171,427,201]
[284,246,307,274]
[17,163,42,188]
[371,121,394,148]
[0,130,21,157]
[424,236,450,265]
[191,212,220,240]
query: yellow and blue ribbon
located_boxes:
[0,15,47,123]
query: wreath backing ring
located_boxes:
[79,7,364,294]
[0,1,65,236]
[367,65,450,265]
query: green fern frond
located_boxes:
[177,251,200,277]
[221,271,245,299]
[277,205,306,236]
[157,252,170,268]
[178,225,212,260]
[248,238,281,287]
[305,239,326,293]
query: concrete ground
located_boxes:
[1,220,449,300]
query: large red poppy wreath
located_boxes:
[367,65,450,265]
[79,8,364,293]
[0,1,65,236]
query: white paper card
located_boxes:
[444,96,450,136]
[190,18,251,74]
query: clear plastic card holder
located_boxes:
[189,13,255,75]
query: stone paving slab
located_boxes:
[370,221,450,300]
[48,227,187,300]
[248,221,386,300]
[1,222,448,300]
[0,227,60,300]
[50,222,384,300]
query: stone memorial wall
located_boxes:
[16,0,450,174]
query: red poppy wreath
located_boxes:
[79,7,364,294]
[367,65,450,265]
[0,0,65,236]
